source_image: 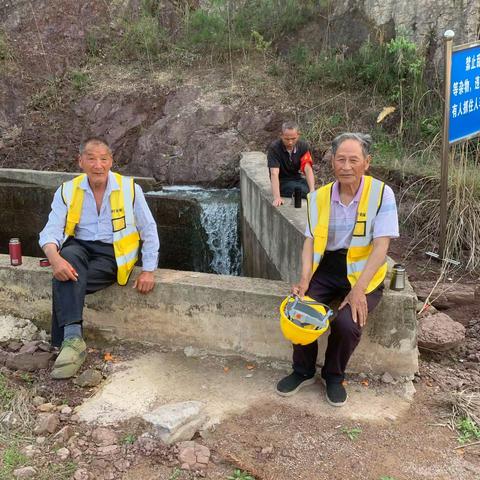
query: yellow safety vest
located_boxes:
[61,172,140,286]
[306,175,387,294]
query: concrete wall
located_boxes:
[239,152,418,375]
[0,255,418,376]
[0,169,212,272]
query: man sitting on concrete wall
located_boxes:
[276,133,399,406]
[39,137,160,379]
[267,121,315,207]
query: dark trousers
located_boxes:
[280,178,309,199]
[51,238,117,347]
[293,251,383,383]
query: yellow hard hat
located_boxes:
[280,295,333,345]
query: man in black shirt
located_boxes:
[267,122,315,207]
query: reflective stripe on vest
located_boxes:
[61,173,140,286]
[307,175,387,294]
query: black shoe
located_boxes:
[275,372,315,397]
[323,380,347,407]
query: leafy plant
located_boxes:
[457,417,480,444]
[19,373,33,384]
[227,469,256,480]
[169,467,182,480]
[121,433,136,445]
[341,426,362,441]
[70,70,91,92]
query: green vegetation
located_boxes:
[0,373,15,409]
[121,433,136,445]
[341,426,362,441]
[0,445,28,480]
[227,469,256,480]
[70,70,91,92]
[457,417,480,444]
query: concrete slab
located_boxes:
[76,350,412,427]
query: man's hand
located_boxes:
[291,278,310,298]
[272,197,284,207]
[51,256,78,282]
[133,271,155,294]
[339,286,368,327]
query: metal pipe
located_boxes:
[439,30,455,259]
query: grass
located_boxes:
[0,445,28,480]
[0,373,15,409]
[70,70,91,93]
[227,469,256,480]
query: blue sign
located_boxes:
[449,44,480,143]
[448,44,480,143]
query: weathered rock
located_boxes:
[7,341,23,351]
[34,413,59,435]
[6,351,54,371]
[54,425,75,443]
[21,445,40,458]
[19,341,40,354]
[261,445,274,455]
[142,401,207,444]
[60,405,73,415]
[0,316,38,342]
[0,348,8,365]
[73,468,90,480]
[114,459,130,472]
[412,281,477,309]
[0,411,21,428]
[177,441,210,471]
[96,445,119,456]
[56,447,70,460]
[381,372,395,384]
[402,381,417,401]
[13,466,37,478]
[135,434,158,454]
[74,369,103,387]
[91,427,118,446]
[37,402,56,412]
[32,396,46,407]
[418,312,466,351]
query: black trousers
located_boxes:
[280,178,309,199]
[51,238,117,347]
[292,251,383,384]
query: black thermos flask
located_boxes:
[294,187,302,208]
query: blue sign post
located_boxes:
[432,32,478,263]
[449,43,480,143]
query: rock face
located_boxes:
[177,441,210,471]
[412,281,477,310]
[417,312,466,351]
[130,85,279,187]
[330,1,480,62]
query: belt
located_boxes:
[325,249,348,255]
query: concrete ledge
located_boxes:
[0,168,156,191]
[0,255,418,376]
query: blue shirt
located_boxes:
[39,172,160,271]
[305,176,399,249]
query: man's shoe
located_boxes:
[323,380,347,407]
[276,372,316,397]
[51,337,87,380]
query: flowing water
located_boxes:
[148,186,242,275]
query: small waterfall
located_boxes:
[148,186,242,275]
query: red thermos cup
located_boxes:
[9,238,22,266]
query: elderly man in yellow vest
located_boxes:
[39,137,160,379]
[276,133,399,406]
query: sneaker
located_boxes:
[322,379,347,407]
[275,372,315,397]
[51,336,87,380]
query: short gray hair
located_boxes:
[331,133,372,157]
[281,121,299,133]
[79,137,112,155]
